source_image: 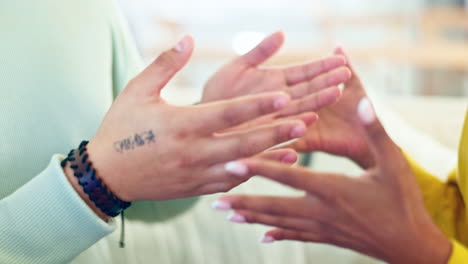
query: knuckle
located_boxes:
[157,52,179,68]
[177,152,200,168]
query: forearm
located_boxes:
[0,155,114,263]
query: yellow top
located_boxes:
[407,108,468,263]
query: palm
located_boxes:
[291,48,373,168]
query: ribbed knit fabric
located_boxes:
[0,0,143,262]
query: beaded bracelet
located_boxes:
[61,141,131,247]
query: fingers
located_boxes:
[334,47,363,90]
[288,67,351,99]
[277,86,342,117]
[224,158,345,199]
[202,120,306,164]
[214,194,330,220]
[224,112,318,133]
[195,149,299,195]
[255,148,298,164]
[240,31,285,66]
[189,92,291,134]
[130,35,194,97]
[227,210,321,233]
[284,55,348,86]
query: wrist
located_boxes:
[63,163,109,221]
[86,139,132,202]
[386,228,452,264]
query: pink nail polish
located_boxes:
[273,96,288,110]
[224,161,248,177]
[227,212,246,223]
[281,152,297,163]
[174,36,188,52]
[290,124,306,139]
[357,98,376,125]
[211,200,231,211]
[260,235,275,243]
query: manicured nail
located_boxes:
[174,36,189,52]
[357,97,376,125]
[273,96,289,110]
[290,124,306,139]
[211,200,231,211]
[281,152,297,163]
[260,235,275,243]
[224,161,249,177]
[338,83,345,92]
[227,212,246,223]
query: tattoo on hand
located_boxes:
[114,130,156,153]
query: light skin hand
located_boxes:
[65,36,313,212]
[202,31,352,130]
[214,98,452,264]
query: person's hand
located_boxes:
[82,36,319,203]
[202,32,351,129]
[288,47,374,168]
[213,98,452,264]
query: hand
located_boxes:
[289,47,374,168]
[202,32,351,130]
[84,36,311,202]
[214,98,452,264]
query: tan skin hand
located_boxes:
[216,98,452,264]
[63,35,345,220]
[202,31,352,130]
[288,47,374,169]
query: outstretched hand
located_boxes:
[202,32,351,131]
[288,47,374,168]
[84,36,311,202]
[214,97,452,264]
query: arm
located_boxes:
[0,155,114,264]
[404,113,468,264]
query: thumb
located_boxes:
[240,31,284,66]
[357,97,395,165]
[131,35,194,97]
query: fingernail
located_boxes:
[224,161,249,177]
[211,200,231,211]
[338,83,345,92]
[174,36,188,52]
[357,97,376,125]
[227,212,246,223]
[260,235,275,243]
[273,96,289,110]
[281,152,297,163]
[290,124,306,139]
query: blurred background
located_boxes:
[119,0,468,99]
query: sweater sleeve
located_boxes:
[405,154,468,263]
[109,1,144,98]
[0,155,115,264]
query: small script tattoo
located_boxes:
[114,130,156,153]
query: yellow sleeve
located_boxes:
[405,154,468,263]
[449,240,468,264]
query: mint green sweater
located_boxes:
[0,1,154,263]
